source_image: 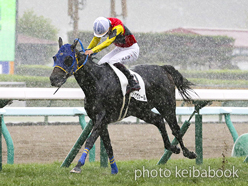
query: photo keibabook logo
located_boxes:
[134,166,239,180]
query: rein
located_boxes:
[75,39,89,73]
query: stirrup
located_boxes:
[126,84,141,94]
[131,84,141,91]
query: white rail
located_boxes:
[0,88,248,101]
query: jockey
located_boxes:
[85,17,141,93]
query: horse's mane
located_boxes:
[76,49,99,64]
[90,56,99,63]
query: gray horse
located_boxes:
[50,38,197,174]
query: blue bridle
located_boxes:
[53,38,89,75]
[77,38,89,67]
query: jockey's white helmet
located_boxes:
[93,17,110,37]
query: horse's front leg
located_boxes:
[70,111,106,174]
[99,125,118,174]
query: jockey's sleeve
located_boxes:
[91,25,124,53]
[87,37,101,49]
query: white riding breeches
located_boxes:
[98,43,139,65]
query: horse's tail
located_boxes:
[162,65,197,102]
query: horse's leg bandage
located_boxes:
[79,148,89,165]
[109,156,118,174]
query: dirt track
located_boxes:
[1,122,247,164]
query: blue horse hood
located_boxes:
[53,44,77,74]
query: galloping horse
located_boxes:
[50,38,197,174]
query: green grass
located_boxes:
[1,72,248,88]
[0,157,247,186]
[189,78,248,88]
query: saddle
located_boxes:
[108,64,147,102]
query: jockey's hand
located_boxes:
[85,50,93,56]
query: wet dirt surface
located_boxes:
[1,122,246,164]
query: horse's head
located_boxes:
[50,37,79,87]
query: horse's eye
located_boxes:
[64,56,73,67]
[53,56,57,61]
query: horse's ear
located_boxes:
[71,39,79,50]
[58,37,63,48]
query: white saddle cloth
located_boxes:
[108,64,147,102]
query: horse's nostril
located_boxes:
[50,75,66,87]
[50,75,57,81]
[50,76,57,86]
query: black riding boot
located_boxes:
[114,63,141,93]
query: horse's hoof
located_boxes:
[70,166,81,174]
[183,150,197,159]
[111,167,118,174]
[110,163,118,174]
[169,145,180,154]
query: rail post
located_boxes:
[224,113,239,142]
[0,109,6,171]
[244,155,248,163]
[61,119,94,167]
[0,115,2,171]
[1,117,14,164]
[193,101,211,165]
[195,114,203,165]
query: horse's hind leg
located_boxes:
[156,100,197,159]
[134,109,180,154]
